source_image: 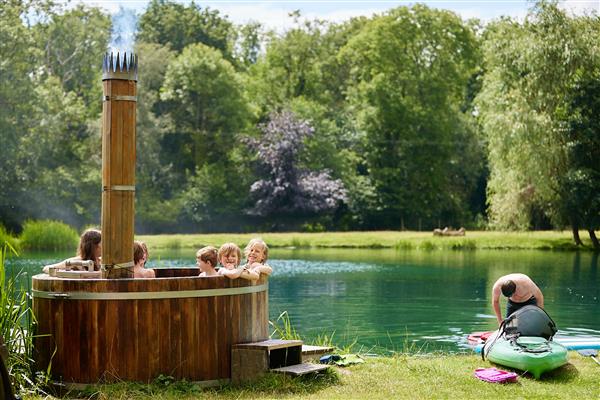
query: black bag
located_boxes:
[503,305,557,339]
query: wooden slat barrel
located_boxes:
[32,272,269,385]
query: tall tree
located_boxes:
[340,4,481,228]
[234,21,264,68]
[247,16,370,228]
[33,4,110,115]
[159,43,253,229]
[558,72,600,248]
[137,0,234,58]
[160,43,251,171]
[245,111,347,224]
[134,42,180,232]
[0,0,39,230]
[476,1,598,230]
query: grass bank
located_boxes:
[24,352,599,400]
[137,230,596,251]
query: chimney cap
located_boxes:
[102,52,138,81]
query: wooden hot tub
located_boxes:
[32,269,269,385]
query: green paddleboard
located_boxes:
[485,336,568,379]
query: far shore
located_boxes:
[136,230,597,251]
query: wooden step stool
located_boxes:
[231,339,328,383]
[301,345,335,362]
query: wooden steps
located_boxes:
[301,345,335,361]
[234,339,303,350]
[271,363,329,376]
[232,339,329,383]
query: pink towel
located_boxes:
[474,368,518,383]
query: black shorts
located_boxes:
[506,296,537,318]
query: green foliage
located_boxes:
[301,222,326,233]
[418,241,437,251]
[19,75,102,225]
[137,0,235,58]
[19,220,78,251]
[234,21,264,67]
[1,0,598,235]
[290,237,311,248]
[556,70,600,242]
[0,0,40,231]
[180,162,251,225]
[394,241,416,250]
[340,4,483,229]
[163,238,182,250]
[269,311,302,341]
[0,1,106,230]
[134,42,181,232]
[32,4,110,115]
[0,245,49,396]
[160,43,252,168]
[0,225,19,251]
[476,2,598,230]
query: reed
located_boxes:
[19,220,78,251]
[0,244,49,396]
[269,311,302,341]
[0,225,19,251]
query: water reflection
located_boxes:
[7,248,600,353]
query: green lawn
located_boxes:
[29,352,599,399]
[137,230,596,251]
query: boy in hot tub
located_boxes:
[196,246,219,277]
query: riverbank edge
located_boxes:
[25,352,600,400]
[137,230,598,251]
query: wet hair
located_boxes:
[218,243,241,266]
[501,280,516,297]
[196,246,218,268]
[244,238,268,263]
[77,228,101,263]
[134,241,146,265]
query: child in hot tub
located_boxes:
[217,242,259,281]
[242,238,272,277]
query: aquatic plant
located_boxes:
[19,220,78,251]
[0,244,50,396]
[0,225,19,252]
[164,238,183,249]
[269,311,302,341]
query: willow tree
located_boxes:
[476,1,598,234]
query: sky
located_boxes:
[68,0,600,31]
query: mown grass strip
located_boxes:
[136,231,596,251]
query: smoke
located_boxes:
[109,6,138,54]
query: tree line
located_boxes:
[0,0,598,246]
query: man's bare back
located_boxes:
[491,273,544,324]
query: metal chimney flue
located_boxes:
[101,51,137,279]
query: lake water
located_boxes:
[7,248,599,353]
